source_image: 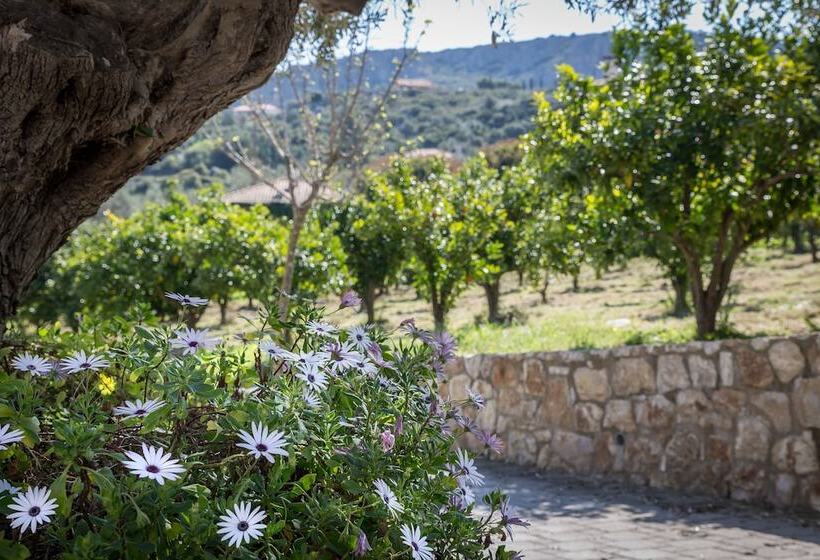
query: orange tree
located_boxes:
[529,21,819,337]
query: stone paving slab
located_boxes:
[477,460,820,560]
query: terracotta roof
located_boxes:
[223,179,340,207]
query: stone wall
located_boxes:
[446,334,820,511]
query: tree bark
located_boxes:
[808,222,818,263]
[482,280,502,324]
[363,282,377,324]
[277,207,308,321]
[219,298,228,326]
[670,270,690,317]
[790,222,806,254]
[0,0,366,335]
[538,273,550,304]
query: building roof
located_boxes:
[222,179,340,207]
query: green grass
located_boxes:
[202,245,819,355]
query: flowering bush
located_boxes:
[0,294,526,558]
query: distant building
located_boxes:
[231,103,281,115]
[222,179,340,217]
[368,148,461,173]
[396,78,435,91]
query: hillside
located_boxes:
[108,32,616,216]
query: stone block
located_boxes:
[497,388,521,411]
[719,351,735,386]
[657,354,690,393]
[548,365,570,376]
[551,430,594,472]
[711,388,747,415]
[491,357,522,388]
[768,340,805,383]
[507,429,537,465]
[772,473,796,507]
[793,378,820,428]
[675,389,710,425]
[805,337,820,376]
[536,376,574,428]
[772,434,819,475]
[463,355,485,380]
[612,357,655,396]
[634,394,674,430]
[728,463,767,502]
[573,367,610,402]
[734,415,771,461]
[603,399,636,432]
[593,432,619,472]
[524,364,548,396]
[574,402,603,433]
[662,430,701,483]
[798,474,820,512]
[750,391,791,433]
[688,355,717,389]
[627,436,663,473]
[735,346,775,389]
[447,374,471,401]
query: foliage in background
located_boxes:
[0,302,523,558]
[528,21,819,338]
[21,188,349,329]
[335,174,409,323]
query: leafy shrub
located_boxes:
[21,187,349,328]
[0,297,525,558]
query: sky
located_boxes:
[368,0,708,52]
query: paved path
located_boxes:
[478,460,820,560]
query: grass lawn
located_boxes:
[201,246,819,355]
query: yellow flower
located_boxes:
[98,374,116,396]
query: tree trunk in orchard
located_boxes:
[0,0,367,338]
[431,289,446,333]
[808,223,819,263]
[790,222,806,254]
[539,273,550,304]
[670,270,690,317]
[278,207,308,322]
[363,282,377,324]
[482,280,502,324]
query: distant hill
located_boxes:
[254,32,613,100]
[110,32,617,216]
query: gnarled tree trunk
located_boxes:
[0,0,366,337]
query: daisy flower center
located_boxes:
[135,409,146,415]
[356,334,363,341]
[382,495,389,503]
[81,362,91,368]
[28,506,41,516]
[146,464,160,474]
[27,365,35,370]
[412,543,419,551]
[188,341,199,348]
[256,444,268,452]
[307,374,315,382]
[237,521,249,531]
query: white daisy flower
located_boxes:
[11,353,52,376]
[0,423,25,451]
[236,422,289,463]
[453,448,484,487]
[353,357,379,377]
[60,350,110,374]
[324,341,363,375]
[400,524,435,560]
[164,292,209,307]
[306,320,337,338]
[121,443,185,485]
[373,479,404,516]
[452,480,476,510]
[6,486,57,535]
[169,327,220,355]
[466,387,485,410]
[296,364,329,392]
[292,351,328,372]
[216,501,267,548]
[347,325,372,349]
[303,391,321,408]
[113,398,165,420]
[0,479,19,495]
[259,339,295,361]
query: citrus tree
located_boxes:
[335,173,409,323]
[529,21,819,337]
